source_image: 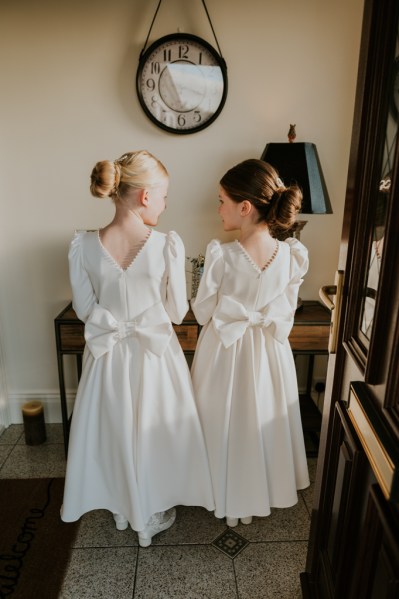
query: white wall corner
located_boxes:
[0,334,11,431]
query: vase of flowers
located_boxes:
[187,254,205,299]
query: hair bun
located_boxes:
[90,150,168,201]
[90,160,119,198]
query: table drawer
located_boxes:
[58,322,199,353]
[58,324,85,351]
[289,324,330,352]
[56,303,330,355]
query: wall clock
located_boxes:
[136,33,228,134]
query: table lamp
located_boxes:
[260,125,332,240]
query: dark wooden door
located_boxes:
[301,0,399,597]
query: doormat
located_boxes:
[0,478,79,598]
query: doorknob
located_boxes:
[319,271,344,354]
[319,285,337,311]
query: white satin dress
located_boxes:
[61,229,214,532]
[191,237,310,520]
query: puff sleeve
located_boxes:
[285,237,309,312]
[162,231,189,324]
[191,240,224,325]
[68,232,97,323]
[259,238,309,344]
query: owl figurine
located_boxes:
[288,124,296,142]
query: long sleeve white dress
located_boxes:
[191,237,310,520]
[61,229,214,532]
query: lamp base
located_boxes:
[277,220,308,242]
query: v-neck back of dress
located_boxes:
[97,228,152,272]
[73,228,180,331]
[235,239,279,274]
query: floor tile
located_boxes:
[213,528,249,558]
[231,498,310,543]
[74,509,139,548]
[0,422,316,598]
[59,546,137,599]
[0,443,66,478]
[234,541,307,599]
[135,545,238,599]
[0,445,13,469]
[151,505,226,546]
[74,505,227,549]
[0,424,24,445]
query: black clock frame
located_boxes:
[136,33,228,135]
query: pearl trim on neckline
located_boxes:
[235,238,279,273]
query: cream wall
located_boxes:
[0,0,364,423]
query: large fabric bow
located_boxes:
[212,295,293,348]
[85,303,173,359]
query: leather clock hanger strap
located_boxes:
[140,0,225,61]
[200,0,225,59]
[141,0,163,57]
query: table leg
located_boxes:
[77,354,82,381]
[56,352,69,457]
[307,354,315,395]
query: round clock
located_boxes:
[136,33,228,134]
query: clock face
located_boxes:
[136,33,228,134]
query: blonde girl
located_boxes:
[61,151,214,546]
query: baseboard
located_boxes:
[0,397,12,428]
[7,391,76,424]
[7,385,308,426]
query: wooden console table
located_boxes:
[55,300,330,455]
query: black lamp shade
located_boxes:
[260,142,332,214]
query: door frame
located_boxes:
[303,0,399,593]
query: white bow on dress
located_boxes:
[85,303,173,358]
[212,295,294,348]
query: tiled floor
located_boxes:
[0,424,317,598]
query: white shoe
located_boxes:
[226,517,238,527]
[240,516,253,525]
[138,508,176,548]
[113,513,128,531]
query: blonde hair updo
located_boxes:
[90,150,168,201]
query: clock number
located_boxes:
[179,45,189,59]
[163,111,174,128]
[146,78,156,92]
[198,52,203,65]
[177,114,186,127]
[163,49,171,62]
[194,111,201,123]
[151,95,159,108]
[150,62,160,75]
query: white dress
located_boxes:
[191,237,310,520]
[61,229,214,532]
